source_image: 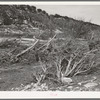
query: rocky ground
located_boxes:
[0,62,99,91]
[15,73,100,91]
[11,75,100,91]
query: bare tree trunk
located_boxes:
[37,32,58,51]
[16,39,39,58]
[64,49,97,77]
[64,56,73,75]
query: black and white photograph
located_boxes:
[0,1,100,93]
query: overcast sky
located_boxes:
[35,5,100,25]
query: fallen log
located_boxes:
[16,39,39,58]
[11,33,58,62]
[37,32,58,51]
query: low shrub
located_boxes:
[0,38,20,48]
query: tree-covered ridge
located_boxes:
[0,5,100,39]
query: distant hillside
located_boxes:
[0,5,100,40]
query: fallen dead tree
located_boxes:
[37,32,58,51]
[53,46,98,83]
[64,49,98,77]
[16,39,39,58]
[38,38,99,84]
[10,39,39,63]
[10,33,58,64]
